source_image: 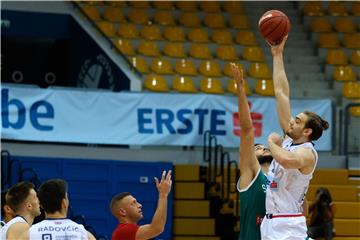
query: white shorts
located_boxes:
[260,214,307,240]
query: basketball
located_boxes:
[258,10,290,45]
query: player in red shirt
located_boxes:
[110,170,172,240]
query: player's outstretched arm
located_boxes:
[231,63,260,189]
[135,170,172,240]
[271,36,292,133]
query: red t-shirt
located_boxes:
[112,223,139,240]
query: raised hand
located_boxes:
[230,63,244,90]
[270,35,288,56]
[154,170,172,197]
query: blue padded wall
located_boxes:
[16,156,173,239]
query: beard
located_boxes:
[257,155,273,164]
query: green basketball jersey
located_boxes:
[239,169,267,240]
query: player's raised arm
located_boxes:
[270,36,293,134]
[231,63,260,188]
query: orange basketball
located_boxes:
[258,10,291,45]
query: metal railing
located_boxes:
[343,102,360,168]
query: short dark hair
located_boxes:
[38,179,67,214]
[303,111,329,141]
[1,191,8,217]
[110,192,131,217]
[5,182,35,212]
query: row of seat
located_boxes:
[333,65,360,82]
[111,23,258,45]
[341,81,360,99]
[326,49,360,66]
[318,33,360,49]
[82,5,252,29]
[143,74,274,96]
[310,17,360,33]
[115,40,264,61]
[128,56,272,79]
[303,1,360,17]
[85,1,246,14]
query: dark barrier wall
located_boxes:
[1,10,130,91]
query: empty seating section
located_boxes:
[303,1,360,115]
[76,1,274,95]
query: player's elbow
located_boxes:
[151,225,164,235]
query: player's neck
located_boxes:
[16,212,33,226]
[292,136,309,145]
[45,211,67,219]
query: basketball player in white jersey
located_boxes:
[0,182,41,240]
[260,35,330,240]
[24,179,95,240]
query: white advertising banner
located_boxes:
[1,86,333,150]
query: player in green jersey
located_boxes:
[231,63,272,240]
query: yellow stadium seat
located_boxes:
[144,74,169,92]
[229,15,251,29]
[118,23,139,39]
[151,58,174,75]
[303,2,324,16]
[163,27,185,42]
[153,10,176,26]
[255,79,275,96]
[188,28,210,43]
[128,1,150,8]
[350,50,360,66]
[243,46,265,62]
[348,99,360,117]
[200,78,224,94]
[173,76,197,93]
[310,17,332,32]
[128,56,149,73]
[137,41,161,57]
[334,18,356,33]
[189,44,212,59]
[114,38,135,56]
[342,81,360,99]
[326,49,348,65]
[333,66,356,82]
[318,33,340,48]
[216,45,238,61]
[163,42,186,58]
[103,7,125,22]
[175,59,197,76]
[152,1,173,10]
[227,78,252,95]
[96,21,116,37]
[248,62,272,78]
[235,31,258,46]
[107,1,126,7]
[351,1,360,16]
[223,1,245,14]
[199,60,222,77]
[140,25,163,40]
[81,5,101,20]
[328,1,348,16]
[212,29,233,44]
[223,62,246,78]
[179,12,201,27]
[343,33,360,49]
[199,1,221,12]
[204,13,226,28]
[128,9,149,24]
[175,1,198,11]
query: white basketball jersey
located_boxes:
[265,137,318,214]
[0,216,28,240]
[29,218,88,240]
